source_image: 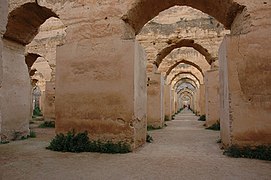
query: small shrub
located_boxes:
[47,130,131,153]
[164,115,170,121]
[20,130,36,140]
[21,136,28,140]
[39,121,55,128]
[206,121,220,131]
[177,108,183,113]
[146,134,153,143]
[33,107,42,116]
[12,131,22,140]
[29,130,36,138]
[224,145,271,161]
[0,140,10,144]
[198,115,206,121]
[216,138,222,143]
[147,125,163,131]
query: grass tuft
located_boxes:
[198,115,206,121]
[38,121,55,128]
[206,121,220,131]
[146,134,153,143]
[224,145,271,161]
[46,130,131,154]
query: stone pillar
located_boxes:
[174,91,178,113]
[147,72,165,128]
[205,69,220,127]
[194,88,200,115]
[219,32,271,147]
[164,84,171,120]
[0,0,8,142]
[1,39,31,141]
[43,81,56,121]
[199,84,206,116]
[56,39,147,150]
[171,89,175,116]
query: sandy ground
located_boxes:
[1,109,271,180]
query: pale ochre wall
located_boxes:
[134,40,147,147]
[164,84,172,120]
[56,37,147,149]
[220,32,271,147]
[1,40,31,140]
[147,72,165,128]
[199,84,206,116]
[205,69,220,127]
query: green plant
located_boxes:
[21,136,28,140]
[38,121,55,128]
[206,121,220,131]
[12,131,22,140]
[146,134,153,143]
[177,108,184,113]
[0,140,10,144]
[46,130,131,154]
[147,125,163,131]
[164,115,170,121]
[33,107,43,116]
[29,130,36,138]
[224,145,271,161]
[198,115,206,121]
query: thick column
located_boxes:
[43,81,55,121]
[0,0,8,142]
[174,91,178,113]
[56,39,147,150]
[1,40,31,140]
[199,84,206,116]
[194,88,201,115]
[0,0,31,141]
[164,84,171,120]
[147,72,164,128]
[219,31,271,147]
[170,89,175,116]
[205,69,220,127]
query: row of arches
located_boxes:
[0,0,270,152]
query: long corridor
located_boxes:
[1,110,271,180]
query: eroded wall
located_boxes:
[205,69,220,127]
[1,40,31,140]
[147,72,165,128]
[220,32,271,147]
[164,84,172,120]
[56,37,146,149]
[199,84,206,116]
[134,41,147,147]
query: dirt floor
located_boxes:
[1,109,271,180]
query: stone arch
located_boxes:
[170,72,201,85]
[176,81,196,92]
[122,0,245,35]
[178,88,194,96]
[155,39,215,67]
[179,90,194,109]
[165,59,204,77]
[168,64,203,84]
[174,78,198,89]
[173,75,200,89]
[25,53,41,72]
[4,2,58,45]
